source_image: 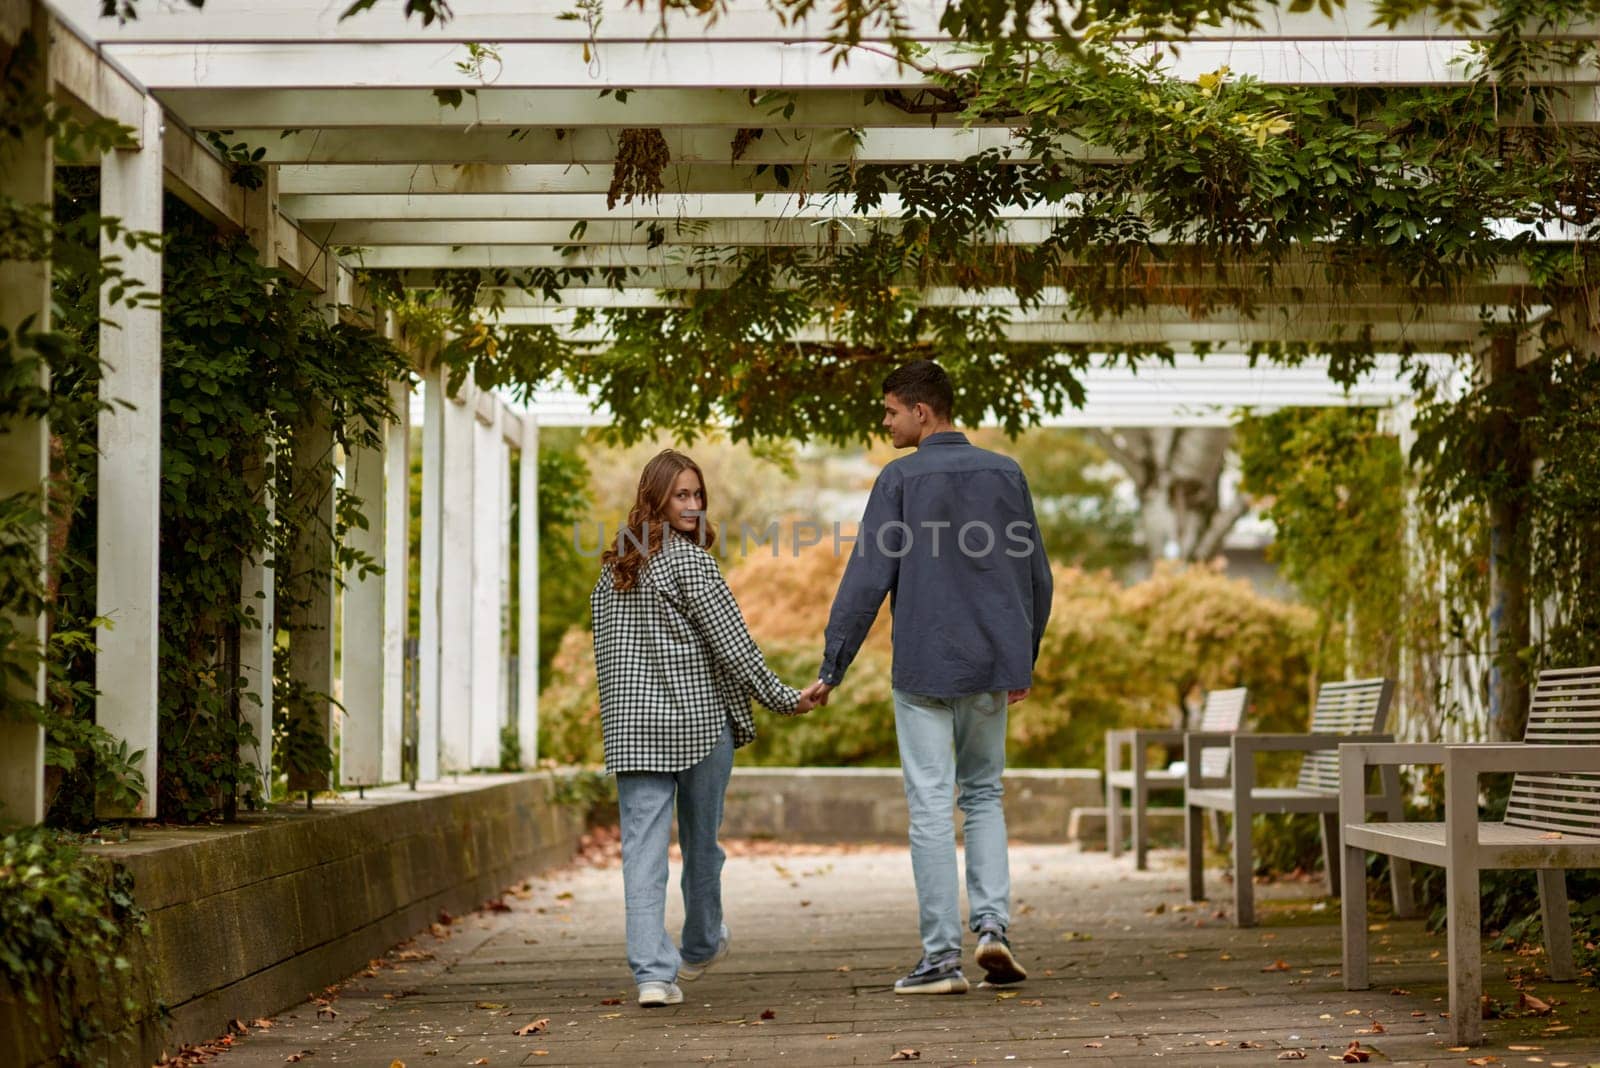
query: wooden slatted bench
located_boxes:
[1106,687,1249,870]
[1185,677,1415,927]
[1339,664,1600,1045]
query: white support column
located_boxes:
[0,1,51,828]
[416,362,445,782]
[284,259,338,794]
[94,92,163,819]
[380,374,409,782]
[238,163,279,803]
[338,403,386,787]
[517,413,541,767]
[469,399,505,769]
[437,373,476,772]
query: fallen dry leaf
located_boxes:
[250,1018,274,1030]
[995,991,1020,1000]
[836,965,852,972]
[889,1050,920,1062]
[1019,999,1044,1007]
[1108,991,1123,1000]
[1388,987,1411,995]
[531,1053,548,1058]
[476,1002,506,1010]
[1448,1047,1472,1052]
[316,1006,338,1021]
[1507,1046,1543,1052]
[1262,959,1292,972]
[1465,1058,1499,1066]
[514,1019,549,1036]
[1341,1040,1370,1063]
[1539,832,1564,840]
[1521,992,1554,1015]
[1343,1009,1364,1016]
[472,1060,488,1066]
[390,1061,406,1068]
[600,998,622,1006]
[599,1012,623,1020]
[1206,1040,1230,1047]
[1356,1020,1386,1035]
[761,1009,777,1020]
[1084,1042,1104,1049]
[1239,1040,1266,1049]
[1277,1051,1307,1061]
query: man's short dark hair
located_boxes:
[883,360,954,420]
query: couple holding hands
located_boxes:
[590,360,1055,1007]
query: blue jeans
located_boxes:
[894,689,1012,958]
[616,721,734,985]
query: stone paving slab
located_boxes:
[208,844,1600,1068]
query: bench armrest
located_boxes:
[1184,731,1235,788]
[1107,729,1185,776]
[1444,743,1600,777]
[1339,742,1448,768]
[1233,731,1394,756]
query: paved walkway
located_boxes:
[211,842,1600,1067]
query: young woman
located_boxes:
[592,449,822,1007]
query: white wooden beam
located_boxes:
[163,87,958,131]
[437,374,476,772]
[416,362,445,782]
[52,0,1595,45]
[516,413,540,768]
[0,0,52,829]
[469,401,506,769]
[315,217,1055,246]
[279,163,832,197]
[526,318,1485,345]
[284,192,1045,222]
[94,91,163,819]
[381,373,409,783]
[232,126,1088,166]
[338,408,387,787]
[48,12,145,137]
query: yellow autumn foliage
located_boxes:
[537,545,1322,769]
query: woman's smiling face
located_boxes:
[664,467,706,535]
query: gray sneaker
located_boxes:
[637,980,683,1007]
[975,919,1027,985]
[678,927,731,982]
[893,950,969,995]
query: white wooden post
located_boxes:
[517,412,539,766]
[338,396,386,787]
[94,92,164,819]
[238,165,279,803]
[416,361,445,782]
[469,398,505,769]
[284,259,338,794]
[437,373,476,772]
[0,0,51,827]
[381,373,409,782]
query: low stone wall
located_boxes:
[5,773,588,1068]
[721,767,1101,843]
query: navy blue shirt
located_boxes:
[820,432,1053,697]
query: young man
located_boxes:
[814,360,1054,994]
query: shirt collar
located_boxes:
[919,431,968,447]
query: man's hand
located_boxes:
[1006,687,1030,705]
[812,680,835,706]
[794,680,830,714]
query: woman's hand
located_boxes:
[792,680,828,714]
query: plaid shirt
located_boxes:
[591,530,801,773]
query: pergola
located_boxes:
[0,0,1573,824]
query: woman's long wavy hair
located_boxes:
[602,449,718,592]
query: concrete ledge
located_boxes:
[1069,805,1188,851]
[721,767,1101,843]
[6,773,588,1068]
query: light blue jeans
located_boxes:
[616,721,734,985]
[894,689,1012,958]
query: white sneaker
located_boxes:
[637,981,683,1007]
[677,928,731,982]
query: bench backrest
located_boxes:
[1504,665,1600,838]
[1196,687,1250,780]
[1296,677,1395,793]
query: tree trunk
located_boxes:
[1091,426,1251,563]
[1484,337,1532,743]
